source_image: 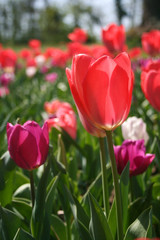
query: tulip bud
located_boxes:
[7,121,49,170]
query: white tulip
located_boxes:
[121,116,149,145]
[26,67,37,78]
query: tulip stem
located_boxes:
[29,170,35,208]
[106,131,123,240]
[99,137,109,217]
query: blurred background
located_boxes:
[0,0,160,46]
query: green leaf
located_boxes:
[57,134,67,170]
[108,199,116,239]
[0,206,22,240]
[40,175,59,240]
[120,161,130,232]
[64,186,92,240]
[127,184,153,226]
[124,208,152,240]
[0,170,14,206]
[12,198,32,223]
[50,214,67,240]
[13,228,35,240]
[31,161,50,239]
[13,183,31,200]
[89,194,113,240]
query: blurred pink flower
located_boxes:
[45,72,58,83]
[0,73,14,86]
[0,86,9,97]
[45,100,77,139]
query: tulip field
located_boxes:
[1,25,160,240]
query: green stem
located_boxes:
[106,131,123,240]
[99,137,110,217]
[29,170,35,208]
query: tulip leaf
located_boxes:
[0,169,14,207]
[40,175,59,240]
[89,193,113,240]
[120,161,130,232]
[31,161,50,239]
[12,198,32,224]
[127,184,152,226]
[50,214,67,240]
[64,186,92,240]
[123,208,152,240]
[13,228,35,240]
[0,206,22,240]
[108,199,117,239]
[57,134,67,170]
[13,183,31,200]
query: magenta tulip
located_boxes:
[114,139,155,176]
[7,121,49,170]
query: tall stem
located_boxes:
[106,131,123,240]
[99,137,109,217]
[29,170,35,208]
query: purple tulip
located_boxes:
[7,121,49,170]
[114,139,155,176]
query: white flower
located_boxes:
[35,55,46,67]
[26,67,37,78]
[121,116,149,145]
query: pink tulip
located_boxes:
[45,101,77,139]
[66,52,133,137]
[7,121,49,170]
[45,72,58,83]
[114,140,155,176]
[0,86,9,97]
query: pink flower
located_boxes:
[114,140,155,176]
[45,72,58,83]
[45,100,77,139]
[0,86,9,97]
[0,73,14,86]
[7,121,49,170]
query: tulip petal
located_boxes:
[8,124,38,169]
[145,71,160,111]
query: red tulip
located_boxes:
[7,121,49,170]
[67,42,91,58]
[142,30,160,56]
[0,49,17,68]
[66,52,133,136]
[68,28,88,43]
[141,59,160,112]
[28,39,41,49]
[102,24,126,54]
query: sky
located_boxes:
[35,0,143,38]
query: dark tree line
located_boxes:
[0,0,160,45]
